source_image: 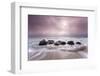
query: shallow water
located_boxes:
[28,37,87,49]
[28,37,88,60]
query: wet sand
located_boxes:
[28,46,88,60]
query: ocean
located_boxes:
[28,37,88,60]
[28,37,88,50]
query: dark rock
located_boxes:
[67,41,74,46]
[60,41,66,45]
[54,41,60,46]
[76,42,81,45]
[57,41,63,44]
[39,39,47,46]
[47,40,54,44]
[57,41,62,43]
[54,41,66,46]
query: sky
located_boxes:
[28,15,88,37]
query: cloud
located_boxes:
[28,15,88,37]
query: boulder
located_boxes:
[67,41,74,46]
[76,42,81,45]
[54,41,60,46]
[47,40,54,44]
[60,41,66,45]
[54,41,66,46]
[39,39,47,46]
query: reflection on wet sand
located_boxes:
[28,45,88,60]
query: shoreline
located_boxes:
[28,46,88,60]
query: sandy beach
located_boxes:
[28,45,88,60]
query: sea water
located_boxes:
[28,37,88,60]
[28,37,88,50]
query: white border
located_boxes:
[11,2,96,74]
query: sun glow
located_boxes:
[57,20,70,35]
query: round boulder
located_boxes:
[47,40,54,44]
[60,41,66,45]
[54,41,60,46]
[67,41,74,46]
[76,42,82,45]
[39,39,47,46]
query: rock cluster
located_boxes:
[39,39,82,46]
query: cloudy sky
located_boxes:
[28,15,88,37]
